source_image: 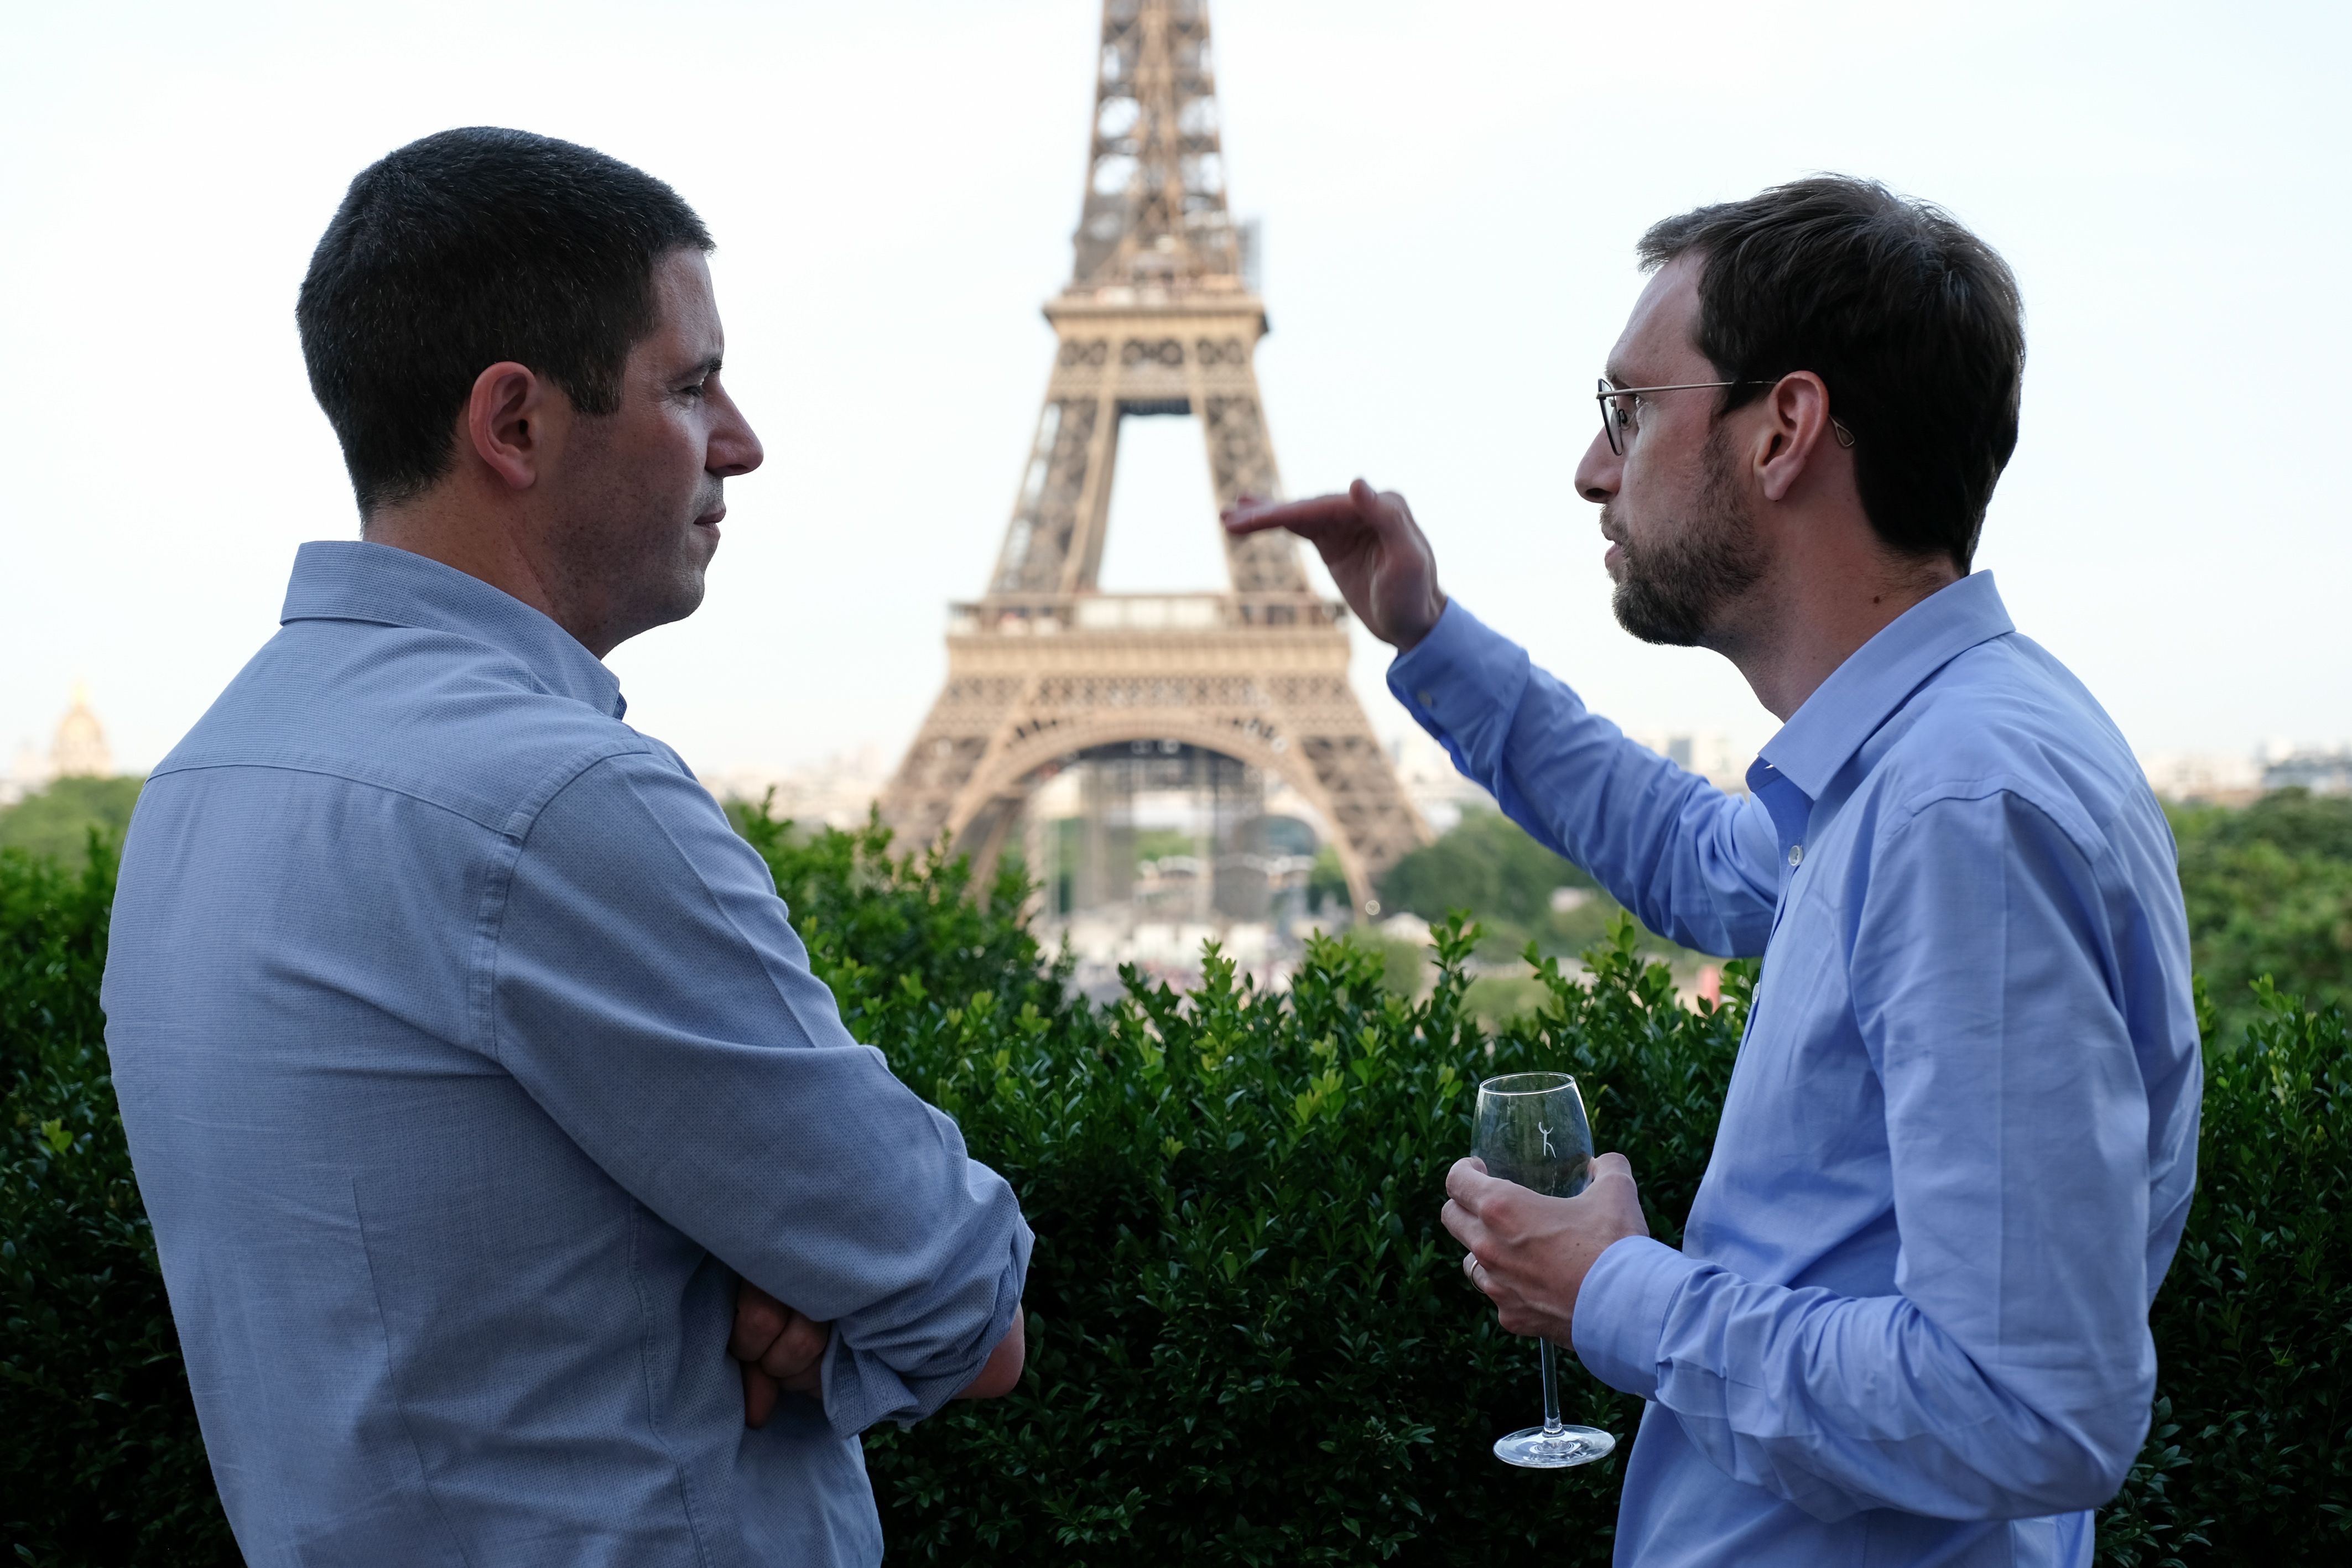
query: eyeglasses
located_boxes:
[1594,377,1855,455]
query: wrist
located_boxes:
[1392,591,1448,653]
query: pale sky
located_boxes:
[4,0,2346,780]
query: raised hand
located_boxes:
[1442,1152,1649,1343]
[731,1277,831,1429]
[1221,478,1448,651]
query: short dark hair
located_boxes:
[1637,176,2023,571]
[296,127,712,514]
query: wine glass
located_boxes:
[1472,1071,1617,1469]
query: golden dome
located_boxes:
[51,684,113,779]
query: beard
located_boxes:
[1607,430,1765,647]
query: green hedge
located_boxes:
[2,840,231,1565]
[5,816,2347,1564]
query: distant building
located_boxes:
[3,685,115,806]
[2140,745,2352,804]
[2260,746,2352,796]
[2141,750,2264,805]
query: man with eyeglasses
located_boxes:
[1227,176,2199,1566]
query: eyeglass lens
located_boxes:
[1596,379,1628,455]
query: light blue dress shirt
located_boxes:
[102,541,1032,1568]
[1390,574,2200,1567]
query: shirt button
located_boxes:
[1417,690,1435,707]
[1788,843,1804,867]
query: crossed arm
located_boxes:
[731,1284,1026,1428]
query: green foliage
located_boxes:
[2,841,237,1565]
[0,776,143,864]
[1380,808,1590,927]
[1334,929,1434,999]
[1307,842,1351,915]
[2169,791,2352,1043]
[1378,809,1690,963]
[2098,983,2351,1566]
[840,906,1748,1565]
[1133,827,1197,864]
[6,801,2350,1566]
[725,803,1074,1044]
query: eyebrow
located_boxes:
[679,355,723,382]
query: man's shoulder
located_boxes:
[153,617,658,836]
[1865,633,2163,862]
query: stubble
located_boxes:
[1607,428,1764,648]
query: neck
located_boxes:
[1711,543,1960,721]
[363,488,601,655]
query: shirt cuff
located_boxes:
[819,1217,1033,1436]
[1572,1235,1704,1400]
[1385,600,1532,760]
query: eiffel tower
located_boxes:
[879,0,1428,917]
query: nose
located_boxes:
[709,382,764,479]
[1573,424,1617,505]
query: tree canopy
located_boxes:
[0,776,144,864]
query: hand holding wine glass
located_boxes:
[1445,1149,1648,1345]
[1445,1072,1647,1468]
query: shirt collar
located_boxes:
[1751,570,2013,804]
[279,540,627,720]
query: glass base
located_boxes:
[1493,1423,1615,1469]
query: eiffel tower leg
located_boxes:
[1188,350,1308,596]
[888,628,1429,921]
[878,671,1028,857]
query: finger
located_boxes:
[741,1359,779,1429]
[729,1282,789,1363]
[1220,492,1363,536]
[1440,1197,1485,1251]
[1461,1251,1505,1301]
[758,1312,831,1383]
[1444,1156,1498,1206]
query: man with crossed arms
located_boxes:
[105,128,1026,1567]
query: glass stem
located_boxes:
[1540,1338,1563,1436]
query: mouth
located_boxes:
[694,506,725,535]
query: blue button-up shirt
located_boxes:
[1391,574,2200,1567]
[102,541,1032,1568]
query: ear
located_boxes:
[1753,371,1838,504]
[464,361,555,492]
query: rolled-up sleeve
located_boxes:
[482,749,1031,1436]
[1387,601,1779,957]
[1573,789,2159,1520]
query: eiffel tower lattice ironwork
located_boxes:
[878,0,1428,914]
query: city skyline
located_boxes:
[4,1,2346,782]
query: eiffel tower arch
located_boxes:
[880,0,1428,916]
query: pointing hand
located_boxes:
[1222,479,1447,651]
